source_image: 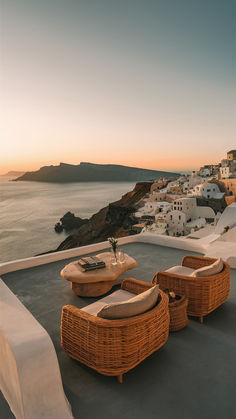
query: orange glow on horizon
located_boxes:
[1,152,222,175]
[1,1,234,178]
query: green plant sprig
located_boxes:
[108,237,118,252]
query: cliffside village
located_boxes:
[134,150,236,238]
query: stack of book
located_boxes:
[78,256,106,271]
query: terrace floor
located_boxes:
[1,243,236,419]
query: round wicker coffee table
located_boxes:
[60,252,137,297]
[168,295,189,332]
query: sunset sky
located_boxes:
[1,0,235,173]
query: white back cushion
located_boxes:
[191,258,223,277]
[97,285,159,319]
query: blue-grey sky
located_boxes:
[1,0,235,172]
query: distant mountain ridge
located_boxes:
[14,162,179,183]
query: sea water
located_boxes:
[0,178,135,263]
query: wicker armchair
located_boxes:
[153,255,230,323]
[61,278,169,383]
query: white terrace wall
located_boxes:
[0,236,137,276]
[0,280,73,419]
[215,203,236,234]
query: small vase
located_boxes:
[117,251,125,264]
[110,248,118,265]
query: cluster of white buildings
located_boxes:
[135,150,236,237]
[219,150,236,179]
[136,195,215,237]
[190,182,224,199]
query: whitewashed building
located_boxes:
[219,151,236,179]
[220,161,236,179]
[154,205,171,221]
[135,199,171,218]
[186,217,206,230]
[167,196,215,235]
[189,172,205,188]
[172,197,197,221]
[166,210,186,236]
[190,182,224,199]
[153,214,168,234]
[182,172,205,193]
[150,191,167,202]
[151,191,183,203]
[199,168,211,177]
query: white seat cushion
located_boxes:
[81,289,135,316]
[165,265,195,276]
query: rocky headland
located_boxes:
[14,162,179,183]
[55,211,89,232]
[55,181,152,251]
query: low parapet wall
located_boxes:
[0,234,206,277]
[0,236,137,276]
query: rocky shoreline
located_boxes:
[54,181,152,252]
[54,211,89,233]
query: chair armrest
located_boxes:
[182,255,217,269]
[152,271,197,298]
[61,304,111,327]
[62,304,97,322]
[121,278,153,295]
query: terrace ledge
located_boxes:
[0,233,206,276]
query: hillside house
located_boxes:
[190,182,224,199]
[166,210,186,236]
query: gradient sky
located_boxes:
[1,0,235,173]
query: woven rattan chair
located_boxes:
[61,278,169,383]
[153,255,230,323]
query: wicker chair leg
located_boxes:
[199,316,203,324]
[117,374,123,384]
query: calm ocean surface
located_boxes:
[0,178,135,263]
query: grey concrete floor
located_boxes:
[1,243,236,419]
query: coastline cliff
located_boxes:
[55,181,152,251]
